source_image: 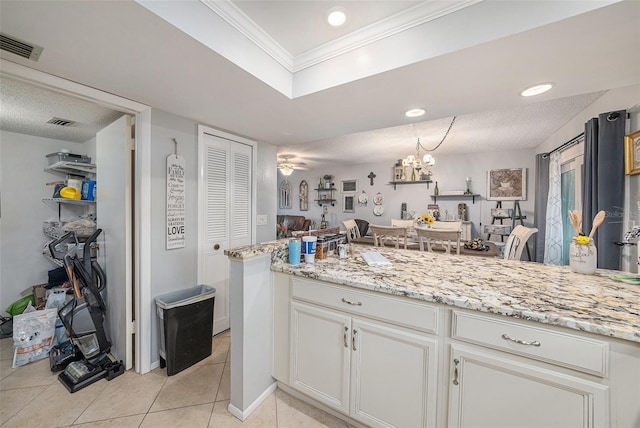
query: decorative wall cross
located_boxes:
[368,171,376,185]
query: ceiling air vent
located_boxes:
[0,33,44,61]
[47,117,75,127]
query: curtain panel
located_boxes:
[582,110,626,270]
[534,154,550,263]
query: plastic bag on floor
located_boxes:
[12,308,57,368]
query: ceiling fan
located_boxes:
[277,155,307,176]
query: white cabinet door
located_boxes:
[350,318,438,428]
[290,301,351,413]
[448,345,608,428]
[198,130,252,335]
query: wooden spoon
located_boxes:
[572,210,582,235]
[568,210,579,236]
[588,210,606,240]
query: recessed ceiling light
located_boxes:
[326,7,348,27]
[521,83,553,97]
[405,108,426,118]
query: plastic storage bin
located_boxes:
[155,285,216,376]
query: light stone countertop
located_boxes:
[227,240,640,343]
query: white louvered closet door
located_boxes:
[199,132,252,335]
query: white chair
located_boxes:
[415,227,461,255]
[391,218,415,231]
[369,225,408,249]
[342,219,361,242]
[430,220,462,231]
[503,225,538,260]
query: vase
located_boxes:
[569,238,597,275]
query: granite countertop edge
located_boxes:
[228,241,640,344]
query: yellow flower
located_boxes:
[416,214,435,225]
[576,235,590,245]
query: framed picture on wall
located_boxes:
[341,179,357,193]
[625,130,640,175]
[486,168,527,201]
[343,194,355,213]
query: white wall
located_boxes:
[277,148,536,239]
[256,142,278,243]
[0,131,89,310]
[147,109,277,363]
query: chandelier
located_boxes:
[402,138,435,178]
[279,163,294,176]
[402,116,456,179]
[278,156,295,176]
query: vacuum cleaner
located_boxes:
[47,229,124,392]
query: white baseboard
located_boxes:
[228,381,277,421]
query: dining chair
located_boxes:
[391,218,414,228]
[503,225,538,260]
[415,227,461,255]
[369,225,408,249]
[430,220,462,231]
[342,219,361,242]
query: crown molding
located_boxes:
[200,0,294,72]
[202,0,480,75]
[293,0,481,72]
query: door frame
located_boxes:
[1,59,153,374]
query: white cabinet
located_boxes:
[288,278,439,428]
[448,345,608,428]
[460,221,471,241]
[290,301,351,413]
[350,317,437,428]
[448,310,609,428]
[273,275,636,427]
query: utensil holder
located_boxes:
[569,238,597,274]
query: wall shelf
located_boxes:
[315,187,336,206]
[430,193,480,204]
[43,197,96,206]
[389,180,432,190]
[45,161,96,177]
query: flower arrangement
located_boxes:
[415,213,435,226]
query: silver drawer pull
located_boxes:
[501,333,541,347]
[452,359,460,385]
[341,298,362,306]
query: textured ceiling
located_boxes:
[0,76,123,143]
[278,91,606,167]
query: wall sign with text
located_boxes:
[166,154,185,249]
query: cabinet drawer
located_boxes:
[291,278,438,334]
[451,311,608,376]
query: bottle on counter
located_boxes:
[434,181,439,196]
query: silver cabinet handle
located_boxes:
[341,298,362,306]
[352,329,358,351]
[453,359,460,385]
[343,326,348,348]
[501,333,541,347]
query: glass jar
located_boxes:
[569,238,597,275]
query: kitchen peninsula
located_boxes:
[225,240,640,427]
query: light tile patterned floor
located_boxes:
[0,331,349,427]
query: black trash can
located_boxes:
[155,285,216,376]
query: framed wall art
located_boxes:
[341,179,357,193]
[625,130,640,176]
[486,168,527,201]
[343,194,355,213]
[279,180,292,209]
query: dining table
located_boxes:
[351,234,501,258]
